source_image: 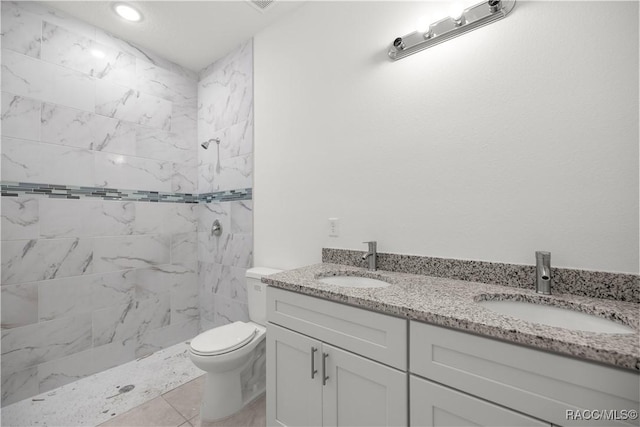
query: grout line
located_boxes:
[160,393,194,422]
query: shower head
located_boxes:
[201,138,220,150]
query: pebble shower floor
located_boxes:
[1,341,203,426]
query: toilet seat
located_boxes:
[190,322,258,356]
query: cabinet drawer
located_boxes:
[267,287,407,370]
[410,375,549,427]
[410,321,640,427]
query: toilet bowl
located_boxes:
[189,267,281,423]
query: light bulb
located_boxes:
[416,17,430,33]
[113,3,142,22]
[449,4,465,22]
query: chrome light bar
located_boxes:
[388,0,516,61]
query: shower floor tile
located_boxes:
[1,341,204,427]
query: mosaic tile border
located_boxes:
[322,248,640,303]
[0,182,252,204]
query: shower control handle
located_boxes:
[311,347,318,379]
[322,352,329,385]
[211,219,222,237]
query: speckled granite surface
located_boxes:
[322,248,640,303]
[263,263,640,371]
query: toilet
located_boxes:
[189,267,282,422]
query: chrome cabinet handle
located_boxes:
[311,347,318,379]
[322,352,329,385]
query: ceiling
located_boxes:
[43,1,305,72]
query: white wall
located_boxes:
[254,1,639,274]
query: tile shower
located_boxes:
[1,1,254,407]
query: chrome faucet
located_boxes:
[362,241,377,271]
[535,251,552,295]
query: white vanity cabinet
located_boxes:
[266,287,408,427]
[410,375,549,427]
[410,321,640,427]
[265,285,639,427]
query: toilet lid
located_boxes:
[190,321,257,356]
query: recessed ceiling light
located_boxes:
[113,3,142,22]
[90,49,106,59]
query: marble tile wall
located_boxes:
[198,201,254,331]
[197,42,254,331]
[0,200,201,407]
[1,1,198,193]
[197,40,253,194]
[1,1,199,406]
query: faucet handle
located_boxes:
[362,241,378,270]
[535,251,551,264]
[363,241,377,255]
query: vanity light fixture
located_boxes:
[388,0,515,61]
[113,3,143,22]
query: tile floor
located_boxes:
[100,383,266,427]
[1,341,266,427]
[100,377,204,427]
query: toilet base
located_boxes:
[195,336,267,423]
[199,369,266,422]
[200,370,241,422]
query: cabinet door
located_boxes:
[410,375,550,427]
[322,343,408,427]
[267,323,323,427]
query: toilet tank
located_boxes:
[246,267,282,326]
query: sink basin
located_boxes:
[478,300,635,334]
[318,275,391,289]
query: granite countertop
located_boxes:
[263,263,640,372]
